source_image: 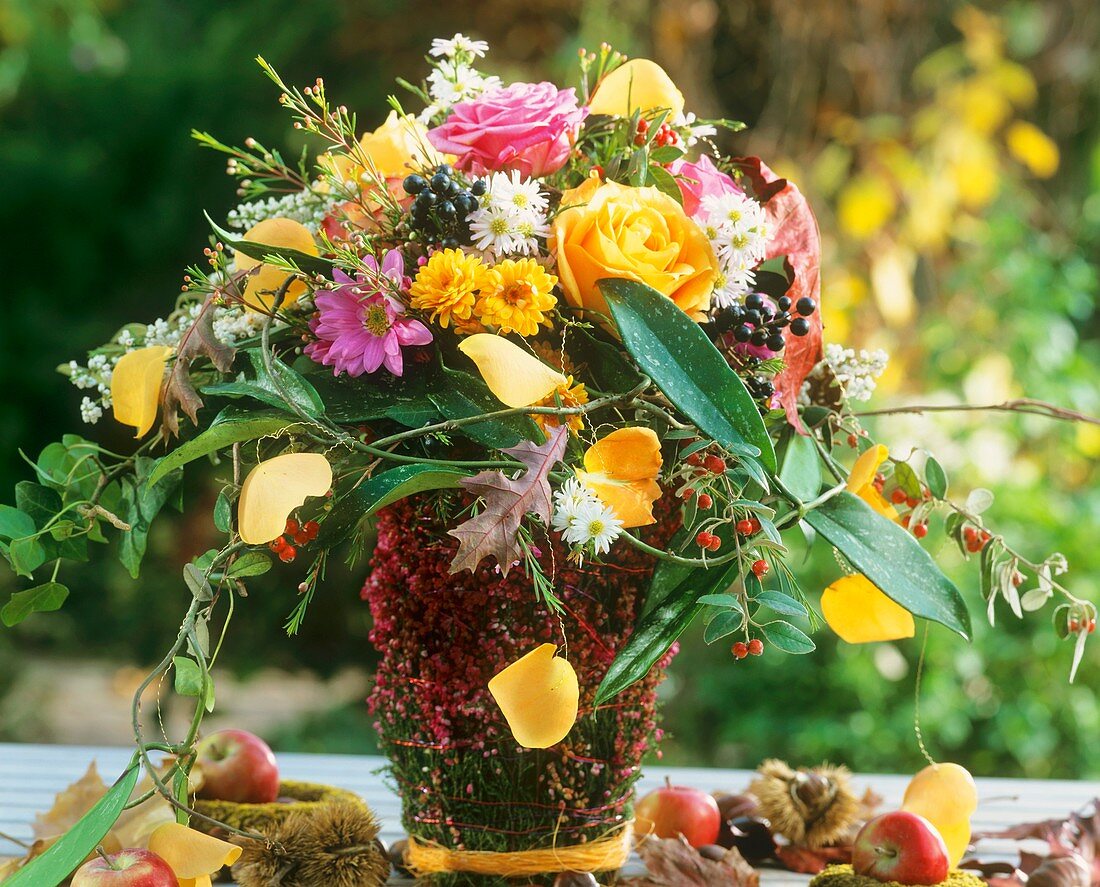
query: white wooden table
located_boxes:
[1,744,1097,884]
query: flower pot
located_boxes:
[363,497,677,885]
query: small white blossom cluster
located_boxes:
[226,189,337,233]
[551,478,623,556]
[799,343,890,406]
[699,191,769,308]
[467,171,550,257]
[66,301,268,425]
[419,33,501,123]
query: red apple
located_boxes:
[195,728,280,803]
[635,779,722,848]
[71,849,177,886]
[853,811,951,885]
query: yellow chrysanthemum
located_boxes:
[409,249,488,329]
[475,259,558,337]
[533,376,588,436]
[530,339,578,376]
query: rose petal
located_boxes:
[237,453,333,545]
[587,59,685,118]
[577,428,663,528]
[234,218,318,312]
[488,643,579,748]
[821,574,915,643]
[148,822,241,879]
[458,334,566,408]
[110,345,174,438]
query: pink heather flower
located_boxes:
[305,252,432,378]
[670,154,742,217]
[426,81,587,178]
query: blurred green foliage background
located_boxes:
[1,0,1097,778]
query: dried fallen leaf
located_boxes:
[33,762,107,840]
[622,836,760,887]
[162,293,238,436]
[447,424,567,574]
[774,843,852,874]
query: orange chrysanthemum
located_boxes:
[475,258,558,337]
[533,376,588,436]
[409,249,488,329]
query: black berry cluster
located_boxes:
[707,292,817,352]
[738,355,777,409]
[402,164,486,248]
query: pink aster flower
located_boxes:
[305,251,432,378]
[427,81,587,178]
[670,154,742,217]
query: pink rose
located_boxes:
[427,82,587,178]
[671,154,742,216]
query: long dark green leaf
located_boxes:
[320,464,469,545]
[148,408,304,485]
[205,212,334,277]
[599,278,776,472]
[202,350,324,419]
[429,369,542,448]
[804,491,971,638]
[4,763,140,887]
[594,555,743,705]
[306,369,439,427]
[779,431,823,503]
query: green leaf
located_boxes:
[202,350,324,419]
[305,366,440,426]
[894,462,922,499]
[779,432,823,503]
[594,555,743,705]
[925,456,948,499]
[761,620,816,654]
[9,537,46,577]
[703,609,741,643]
[697,593,743,612]
[182,563,214,602]
[2,763,140,887]
[429,368,542,448]
[649,145,686,163]
[15,481,63,529]
[567,326,643,394]
[599,278,776,472]
[118,458,183,579]
[320,464,469,546]
[226,551,272,578]
[754,589,808,617]
[213,490,233,533]
[1,583,69,626]
[647,163,684,204]
[149,408,305,485]
[804,491,971,638]
[205,211,334,277]
[0,505,35,541]
[173,656,204,697]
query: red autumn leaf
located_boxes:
[774,843,851,874]
[622,836,760,887]
[447,425,568,575]
[732,157,823,433]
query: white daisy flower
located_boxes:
[562,500,624,556]
[465,172,550,258]
[468,203,524,255]
[699,191,769,306]
[552,478,597,532]
[492,170,549,213]
[429,33,490,60]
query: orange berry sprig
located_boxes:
[268,517,320,562]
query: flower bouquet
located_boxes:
[2,33,1095,887]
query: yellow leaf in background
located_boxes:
[488,643,579,748]
[32,763,107,839]
[576,427,663,528]
[870,245,916,327]
[148,821,242,886]
[110,345,173,439]
[846,444,898,521]
[458,334,567,408]
[237,453,332,544]
[836,174,896,240]
[587,59,685,119]
[989,60,1037,107]
[822,574,916,644]
[947,134,1000,209]
[902,762,977,866]
[952,79,1012,136]
[234,217,318,312]
[1005,121,1059,178]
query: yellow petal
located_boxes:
[488,643,579,748]
[577,428,663,528]
[902,762,977,864]
[846,444,898,520]
[1005,120,1059,178]
[458,334,567,408]
[588,59,685,119]
[111,345,174,438]
[180,878,213,887]
[821,574,915,644]
[237,453,333,545]
[234,217,318,312]
[148,822,241,879]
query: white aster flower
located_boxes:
[430,33,490,60]
[492,170,549,213]
[552,478,597,532]
[465,172,550,258]
[562,499,624,556]
[699,191,768,307]
[468,204,525,255]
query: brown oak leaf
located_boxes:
[32,761,107,840]
[161,292,238,436]
[622,836,760,887]
[774,843,852,874]
[447,425,567,575]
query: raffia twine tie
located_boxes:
[406,822,634,877]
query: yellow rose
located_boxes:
[551,176,718,321]
[588,59,685,119]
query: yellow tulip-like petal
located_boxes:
[111,345,174,438]
[846,444,898,520]
[458,334,567,408]
[148,822,241,881]
[234,217,319,312]
[821,574,916,644]
[588,59,685,119]
[902,762,977,866]
[1005,121,1059,179]
[237,453,333,545]
[488,643,579,749]
[576,427,663,528]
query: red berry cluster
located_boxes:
[962,526,991,553]
[874,473,932,539]
[751,558,769,577]
[736,517,761,536]
[731,638,764,660]
[696,530,721,552]
[1068,617,1096,634]
[633,118,681,148]
[268,517,320,563]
